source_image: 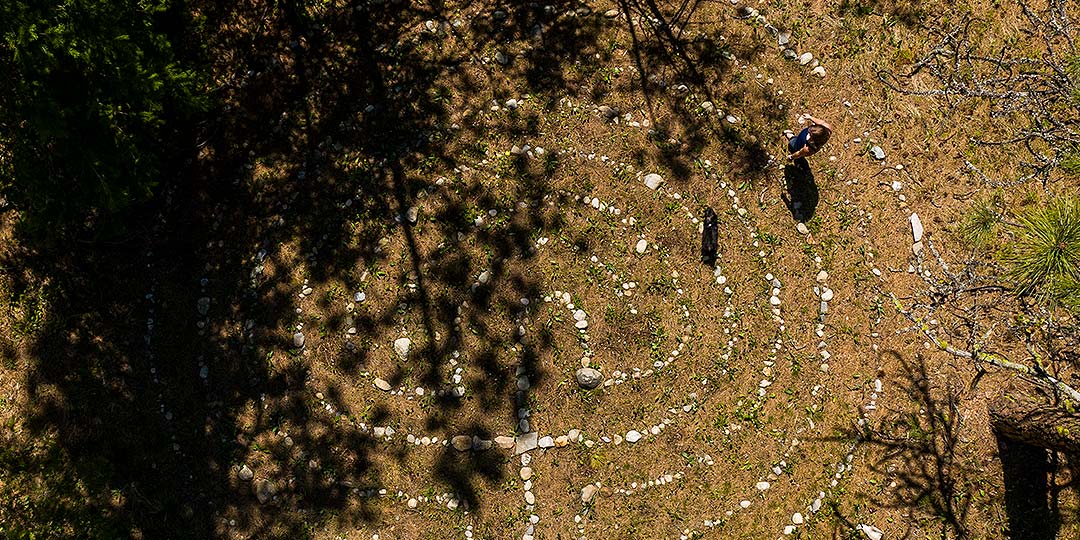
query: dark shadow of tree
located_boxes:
[997,435,1061,540]
[0,0,804,537]
[830,351,976,539]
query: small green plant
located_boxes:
[957,193,1003,249]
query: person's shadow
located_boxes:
[781,158,818,222]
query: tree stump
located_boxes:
[990,385,1080,453]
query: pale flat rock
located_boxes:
[799,52,813,65]
[538,435,555,448]
[796,222,809,235]
[793,512,804,525]
[755,481,771,491]
[643,173,664,190]
[811,65,826,77]
[909,212,924,242]
[520,467,533,480]
[635,239,648,253]
[238,465,254,481]
[374,378,392,391]
[858,524,884,540]
[516,432,539,454]
[625,430,642,443]
[393,337,411,359]
[495,435,516,449]
[581,484,599,503]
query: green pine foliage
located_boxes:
[0,0,207,237]
[1006,197,1080,304]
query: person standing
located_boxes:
[783,113,833,161]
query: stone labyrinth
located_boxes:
[206,4,922,540]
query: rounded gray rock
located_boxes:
[576,367,603,389]
[255,478,276,504]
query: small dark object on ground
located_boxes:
[701,207,718,265]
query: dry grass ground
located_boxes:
[2,0,1080,539]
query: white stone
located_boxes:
[635,239,648,254]
[811,66,826,77]
[643,173,664,190]
[581,484,599,503]
[538,436,555,448]
[858,525,884,540]
[821,289,834,302]
[393,337,411,359]
[909,212,924,242]
[755,481,770,491]
[816,270,828,282]
[625,430,642,443]
[799,52,813,65]
[793,512,804,525]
